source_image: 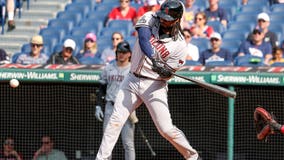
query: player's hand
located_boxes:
[151,58,173,78]
[95,106,104,122]
[129,112,139,124]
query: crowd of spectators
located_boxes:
[1,0,284,67]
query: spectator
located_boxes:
[238,28,272,65]
[33,135,67,160]
[136,0,160,19]
[182,0,200,29]
[247,12,278,48]
[242,0,248,5]
[183,28,199,61]
[204,0,228,28]
[199,32,232,65]
[76,32,100,60]
[16,35,49,64]
[47,39,80,64]
[269,47,284,65]
[6,0,16,31]
[190,11,214,38]
[0,48,10,64]
[100,32,124,64]
[107,0,137,25]
[0,137,23,160]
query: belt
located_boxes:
[132,72,149,79]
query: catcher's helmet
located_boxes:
[116,41,131,53]
[157,0,183,21]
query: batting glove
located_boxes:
[95,106,104,122]
[151,58,172,78]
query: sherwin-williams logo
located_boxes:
[213,74,280,84]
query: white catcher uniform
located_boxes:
[96,11,199,160]
[97,61,135,160]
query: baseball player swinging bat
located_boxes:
[172,73,237,99]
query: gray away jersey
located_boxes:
[99,61,131,102]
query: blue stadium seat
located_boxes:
[228,22,253,33]
[221,39,241,58]
[222,30,248,42]
[107,20,134,37]
[99,28,127,38]
[72,0,97,10]
[234,55,264,66]
[39,27,66,44]
[220,4,237,22]
[56,11,83,26]
[97,36,112,52]
[79,19,103,35]
[12,52,23,63]
[190,38,210,53]
[240,5,269,14]
[184,60,202,66]
[271,3,284,13]
[87,11,108,24]
[71,26,97,38]
[234,13,257,23]
[48,19,74,35]
[205,61,233,66]
[65,2,91,18]
[247,0,269,6]
[94,2,115,13]
[79,57,104,65]
[270,14,284,23]
[207,21,226,35]
[270,62,284,67]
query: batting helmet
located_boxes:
[156,0,183,21]
[116,41,131,53]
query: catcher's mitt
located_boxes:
[254,107,281,141]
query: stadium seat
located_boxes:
[97,36,112,52]
[79,19,103,35]
[94,2,115,13]
[270,14,284,23]
[234,55,264,66]
[221,39,241,58]
[12,52,23,63]
[270,62,284,67]
[71,26,97,38]
[39,27,64,45]
[205,61,233,66]
[107,20,134,37]
[207,21,226,35]
[65,2,91,18]
[99,28,127,38]
[220,4,237,22]
[190,38,210,53]
[247,0,269,6]
[234,13,257,23]
[240,4,269,14]
[184,60,202,66]
[48,19,74,35]
[271,3,284,13]
[222,30,248,42]
[79,57,104,65]
[228,22,253,33]
[72,0,97,10]
[56,11,83,26]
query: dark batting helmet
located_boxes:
[156,0,183,21]
[116,41,131,53]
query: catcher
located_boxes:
[254,106,284,141]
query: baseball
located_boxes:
[10,79,19,88]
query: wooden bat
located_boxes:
[172,73,237,99]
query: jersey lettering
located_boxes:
[150,37,170,59]
[108,75,124,82]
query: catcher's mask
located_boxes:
[156,0,183,21]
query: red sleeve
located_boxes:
[108,7,119,20]
[280,125,284,134]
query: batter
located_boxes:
[96,0,199,159]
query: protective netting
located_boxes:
[1,82,283,160]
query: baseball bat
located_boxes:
[136,123,156,156]
[172,73,236,99]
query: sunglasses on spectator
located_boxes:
[64,47,73,53]
[112,37,121,41]
[253,31,262,35]
[195,17,203,21]
[210,38,219,42]
[85,39,94,43]
[258,19,266,23]
[31,44,43,48]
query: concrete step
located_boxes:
[0,35,30,43]
[0,43,22,56]
[14,19,48,28]
[20,10,57,19]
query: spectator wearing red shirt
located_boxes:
[136,0,160,19]
[190,11,214,39]
[107,0,137,25]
